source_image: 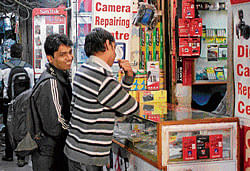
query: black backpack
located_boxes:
[7,75,53,157]
[5,61,30,100]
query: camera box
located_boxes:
[140,102,168,115]
[147,61,160,90]
[138,90,167,103]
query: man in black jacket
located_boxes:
[31,34,73,171]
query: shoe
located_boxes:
[17,159,28,167]
[2,155,13,161]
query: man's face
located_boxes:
[107,41,116,66]
[47,44,73,71]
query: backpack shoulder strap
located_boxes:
[18,61,26,67]
[32,75,54,95]
[5,62,15,68]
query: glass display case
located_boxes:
[113,104,239,171]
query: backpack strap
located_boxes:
[5,62,15,68]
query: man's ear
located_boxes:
[105,40,111,50]
[47,55,53,63]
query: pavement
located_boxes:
[0,114,32,171]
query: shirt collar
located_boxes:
[89,55,113,73]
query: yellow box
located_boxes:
[138,90,167,103]
[129,91,138,102]
[140,102,168,115]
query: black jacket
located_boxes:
[31,63,72,155]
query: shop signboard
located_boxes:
[92,0,133,62]
[232,2,250,171]
[233,2,250,120]
[32,6,67,79]
[239,119,250,171]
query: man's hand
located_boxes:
[118,59,133,77]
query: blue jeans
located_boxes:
[68,158,103,171]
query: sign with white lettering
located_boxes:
[233,3,250,119]
[92,0,133,61]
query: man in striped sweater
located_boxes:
[64,28,139,171]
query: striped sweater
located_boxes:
[64,60,139,166]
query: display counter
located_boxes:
[112,103,239,171]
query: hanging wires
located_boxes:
[16,4,30,21]
[0,1,16,8]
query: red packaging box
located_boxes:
[178,18,190,37]
[179,18,202,37]
[190,18,202,37]
[182,0,195,19]
[182,136,197,161]
[179,38,200,57]
[209,134,223,159]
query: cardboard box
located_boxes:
[139,102,168,115]
[138,90,167,103]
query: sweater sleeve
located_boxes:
[97,76,139,116]
[35,79,68,137]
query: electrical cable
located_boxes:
[16,5,30,21]
[0,1,16,8]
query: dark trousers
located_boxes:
[68,158,103,171]
[3,103,13,157]
[32,150,68,171]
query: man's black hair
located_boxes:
[44,34,73,57]
[10,43,23,58]
[84,27,115,57]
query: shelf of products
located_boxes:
[113,103,239,170]
[194,0,228,83]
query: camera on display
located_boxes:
[132,2,158,31]
[236,9,250,40]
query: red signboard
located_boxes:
[230,0,250,5]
